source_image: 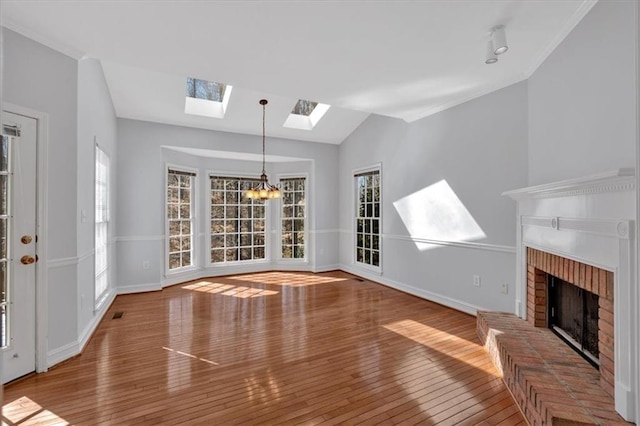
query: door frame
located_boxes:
[3,102,49,374]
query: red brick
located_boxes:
[585,266,593,292]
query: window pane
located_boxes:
[212,205,224,219]
[355,170,380,268]
[240,233,252,246]
[240,248,252,261]
[253,233,265,246]
[169,253,181,269]
[209,176,266,264]
[253,247,265,259]
[167,170,194,271]
[211,220,224,234]
[226,248,238,261]
[211,234,224,248]
[211,249,224,263]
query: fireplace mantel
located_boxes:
[503,169,637,422]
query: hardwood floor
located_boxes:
[3,271,525,425]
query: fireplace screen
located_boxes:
[548,275,599,366]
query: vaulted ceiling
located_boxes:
[2,1,596,144]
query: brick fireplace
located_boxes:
[502,169,637,422]
[526,247,615,398]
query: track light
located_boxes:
[492,25,508,55]
[485,40,498,64]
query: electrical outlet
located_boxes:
[142,261,150,270]
[501,283,508,294]
[473,275,481,287]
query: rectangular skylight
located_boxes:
[291,99,318,116]
[184,77,232,119]
[283,99,330,131]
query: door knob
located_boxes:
[21,235,33,244]
[20,255,36,265]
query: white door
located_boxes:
[1,111,37,383]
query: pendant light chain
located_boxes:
[245,99,281,200]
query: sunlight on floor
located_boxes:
[383,319,499,378]
[230,272,347,287]
[244,371,282,403]
[3,396,69,425]
[162,346,219,366]
[182,281,278,298]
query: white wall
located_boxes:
[339,81,529,314]
[116,118,339,293]
[3,28,80,356]
[76,58,118,347]
[528,0,637,185]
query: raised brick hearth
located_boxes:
[477,311,628,425]
[526,247,615,399]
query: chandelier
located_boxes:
[246,99,280,200]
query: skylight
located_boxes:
[184,77,232,119]
[291,99,318,116]
[283,99,330,131]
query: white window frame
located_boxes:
[207,171,271,267]
[95,144,110,307]
[353,163,382,274]
[165,164,198,275]
[278,173,309,263]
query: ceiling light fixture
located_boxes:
[492,25,508,55]
[485,40,498,64]
[246,99,280,200]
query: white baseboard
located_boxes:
[47,288,118,368]
[312,264,340,273]
[47,341,79,368]
[339,264,482,316]
[118,282,162,294]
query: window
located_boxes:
[186,78,228,102]
[210,176,266,263]
[184,77,233,119]
[291,100,318,116]
[355,169,381,268]
[283,99,331,131]
[167,169,195,270]
[281,177,306,259]
[95,146,110,302]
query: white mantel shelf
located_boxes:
[503,168,635,200]
[503,168,637,422]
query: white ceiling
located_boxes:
[2,0,596,144]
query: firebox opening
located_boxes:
[547,275,600,369]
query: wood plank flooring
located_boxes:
[3,271,526,425]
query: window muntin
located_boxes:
[95,146,110,302]
[167,169,195,270]
[210,176,266,263]
[281,177,306,259]
[355,169,380,268]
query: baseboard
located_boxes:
[47,341,80,369]
[118,282,162,294]
[78,288,117,352]
[312,264,340,273]
[47,288,118,369]
[339,264,481,316]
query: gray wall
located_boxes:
[3,30,118,365]
[116,119,340,293]
[3,29,80,355]
[528,0,637,185]
[338,81,529,314]
[76,58,118,343]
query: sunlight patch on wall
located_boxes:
[393,179,486,251]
